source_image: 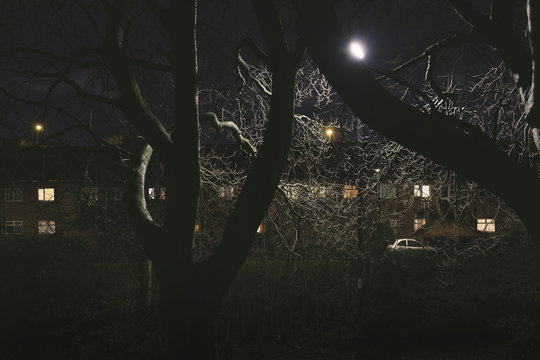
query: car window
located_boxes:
[408,240,422,248]
[397,240,407,247]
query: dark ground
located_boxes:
[2,236,540,359]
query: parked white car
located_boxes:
[386,238,436,253]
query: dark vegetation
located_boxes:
[2,236,540,359]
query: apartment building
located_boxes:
[1,139,513,246]
[0,141,125,238]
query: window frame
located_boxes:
[310,185,327,198]
[37,188,55,201]
[414,218,426,231]
[477,218,495,232]
[4,187,22,202]
[414,184,430,198]
[5,220,23,235]
[38,220,56,235]
[283,184,299,200]
[344,185,358,199]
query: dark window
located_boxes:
[4,188,22,202]
[5,220,23,235]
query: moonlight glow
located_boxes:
[349,41,365,60]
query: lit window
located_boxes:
[257,224,265,234]
[4,187,22,202]
[344,185,358,199]
[414,185,430,198]
[37,188,55,201]
[148,187,166,200]
[283,184,298,200]
[477,219,495,232]
[194,224,200,233]
[38,220,56,234]
[310,186,326,198]
[379,184,396,199]
[414,218,426,231]
[219,186,235,198]
[5,220,23,235]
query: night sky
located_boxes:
[0,0,476,145]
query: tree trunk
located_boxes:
[533,128,540,155]
[154,255,220,360]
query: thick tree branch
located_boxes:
[125,138,163,259]
[371,67,438,112]
[200,112,257,155]
[525,0,540,152]
[526,0,540,128]
[209,0,300,298]
[235,41,272,95]
[102,0,173,163]
[295,0,540,239]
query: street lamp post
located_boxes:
[34,123,43,144]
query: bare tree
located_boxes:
[294,0,540,240]
[1,0,306,358]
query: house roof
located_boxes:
[0,141,122,184]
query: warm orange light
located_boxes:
[325,128,333,137]
[35,124,43,131]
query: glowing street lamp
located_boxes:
[349,41,365,60]
[325,128,334,137]
[34,123,44,144]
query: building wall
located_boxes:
[1,181,79,237]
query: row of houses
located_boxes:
[0,139,512,245]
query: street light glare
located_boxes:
[349,41,365,60]
[35,124,43,131]
[326,128,334,137]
